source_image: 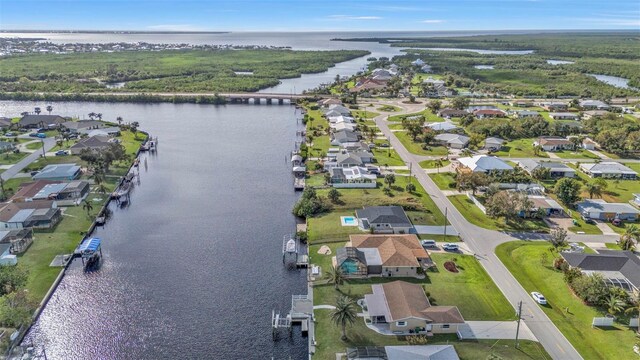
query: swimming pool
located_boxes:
[341,216,358,226]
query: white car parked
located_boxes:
[531,292,547,305]
[442,243,459,252]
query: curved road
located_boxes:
[371,100,584,360]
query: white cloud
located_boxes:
[327,15,382,20]
[146,24,203,31]
[421,19,445,24]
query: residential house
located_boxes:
[337,234,431,277]
[350,79,387,93]
[456,155,513,173]
[517,159,575,178]
[81,127,121,137]
[19,114,67,129]
[324,104,351,116]
[484,137,504,151]
[576,199,640,221]
[582,138,597,150]
[324,151,373,170]
[331,130,360,145]
[0,117,12,129]
[473,109,506,119]
[61,120,106,134]
[434,134,469,149]
[561,251,640,292]
[514,110,540,119]
[355,206,413,234]
[534,137,573,152]
[0,229,33,255]
[56,180,91,205]
[346,345,460,360]
[331,122,357,132]
[549,112,580,120]
[579,99,610,110]
[425,121,458,132]
[330,167,377,188]
[539,102,568,111]
[411,59,425,66]
[364,281,465,334]
[11,180,89,205]
[318,98,342,107]
[582,110,610,120]
[420,64,433,73]
[328,115,355,124]
[523,195,565,217]
[0,200,61,229]
[580,162,637,180]
[70,135,112,155]
[32,164,81,181]
[0,141,16,153]
[437,108,468,118]
[510,100,533,107]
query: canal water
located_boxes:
[1,101,307,359]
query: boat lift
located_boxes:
[75,237,102,268]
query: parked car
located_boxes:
[531,292,547,305]
[611,218,622,226]
[30,171,39,176]
[379,143,390,148]
[29,133,46,138]
[420,240,437,248]
[55,150,69,156]
[36,128,47,133]
[4,132,16,137]
[442,243,459,252]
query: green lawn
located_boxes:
[0,151,30,165]
[388,109,442,123]
[308,212,365,244]
[428,172,457,190]
[351,109,380,119]
[496,241,639,360]
[552,149,599,160]
[371,147,405,167]
[448,195,549,232]
[492,138,548,158]
[376,105,401,112]
[25,141,43,150]
[419,159,450,169]
[394,131,449,156]
[311,253,543,360]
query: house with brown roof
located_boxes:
[0,200,61,230]
[336,234,432,278]
[437,108,468,119]
[534,137,574,152]
[473,109,506,119]
[364,281,465,335]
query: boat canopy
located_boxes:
[76,237,101,257]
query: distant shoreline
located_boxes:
[0,30,229,35]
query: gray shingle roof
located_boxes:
[561,250,640,288]
[356,206,411,227]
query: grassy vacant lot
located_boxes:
[311,253,545,360]
[552,149,598,160]
[0,49,369,93]
[419,159,450,169]
[496,241,638,360]
[492,138,548,158]
[388,109,442,123]
[394,131,449,156]
[371,147,405,167]
[351,109,380,119]
[448,195,548,232]
[428,172,457,190]
[0,150,29,165]
[25,141,43,150]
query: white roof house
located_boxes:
[331,122,357,132]
[580,162,637,179]
[457,155,513,173]
[328,115,355,124]
[412,59,426,66]
[435,134,469,148]
[579,99,610,110]
[426,122,458,132]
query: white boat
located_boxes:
[285,238,296,253]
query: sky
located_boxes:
[0,0,639,32]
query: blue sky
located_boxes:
[1,0,639,31]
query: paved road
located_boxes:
[1,137,56,181]
[374,107,583,360]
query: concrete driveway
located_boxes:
[458,321,537,341]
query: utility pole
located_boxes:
[41,139,46,158]
[515,300,523,349]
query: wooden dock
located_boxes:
[294,177,305,191]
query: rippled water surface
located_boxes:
[1,101,307,359]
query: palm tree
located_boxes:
[625,292,640,335]
[619,225,640,250]
[460,149,472,157]
[533,144,543,157]
[88,112,96,120]
[96,113,103,121]
[96,184,109,194]
[20,111,29,117]
[605,294,625,316]
[82,200,94,217]
[583,182,602,199]
[116,116,123,126]
[330,295,358,341]
[434,159,443,173]
[324,265,345,290]
[46,105,53,115]
[34,107,41,115]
